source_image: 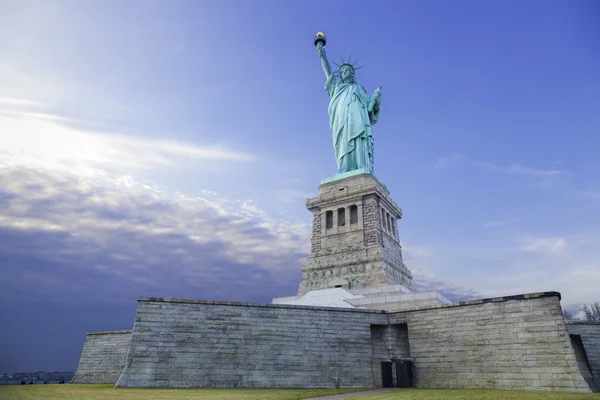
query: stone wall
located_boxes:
[72,330,132,384]
[77,292,592,391]
[567,321,600,391]
[116,298,388,388]
[388,292,591,392]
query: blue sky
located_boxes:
[0,0,599,373]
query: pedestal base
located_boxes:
[320,168,386,187]
[298,173,412,295]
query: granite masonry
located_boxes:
[298,174,412,295]
[73,173,599,391]
[71,330,132,384]
[74,293,596,392]
[116,299,388,388]
[388,293,590,391]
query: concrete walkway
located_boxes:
[304,388,398,400]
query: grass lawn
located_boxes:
[1,384,599,400]
[358,388,600,399]
[0,384,365,400]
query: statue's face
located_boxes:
[340,66,354,81]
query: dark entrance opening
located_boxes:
[381,362,394,388]
[570,334,596,391]
[381,359,415,388]
[395,360,414,388]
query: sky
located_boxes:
[0,0,599,373]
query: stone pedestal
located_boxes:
[297,173,412,295]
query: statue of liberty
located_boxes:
[315,33,382,175]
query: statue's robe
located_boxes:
[326,75,380,174]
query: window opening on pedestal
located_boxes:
[386,213,391,233]
[326,211,333,229]
[338,208,346,226]
[350,205,358,224]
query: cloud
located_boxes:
[0,133,485,308]
[431,153,462,170]
[484,218,519,228]
[402,243,481,302]
[402,230,600,310]
[0,112,254,176]
[1,104,596,325]
[0,97,43,106]
[271,188,314,204]
[430,155,563,178]
[0,161,309,306]
[582,191,600,200]
[411,272,482,302]
[518,236,567,255]
[477,162,563,176]
[0,62,80,108]
[450,232,600,310]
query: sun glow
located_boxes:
[0,111,254,177]
[0,114,109,176]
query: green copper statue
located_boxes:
[315,33,382,175]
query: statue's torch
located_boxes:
[314,32,326,48]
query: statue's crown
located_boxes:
[333,56,362,74]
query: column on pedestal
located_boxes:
[332,208,338,230]
[357,202,363,228]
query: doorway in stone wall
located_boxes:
[371,323,413,388]
[394,359,414,388]
[381,360,414,388]
[381,362,394,388]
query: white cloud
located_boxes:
[402,243,481,301]
[0,112,254,177]
[518,236,567,255]
[402,242,431,259]
[477,258,600,311]
[0,161,310,303]
[0,62,79,108]
[477,162,563,176]
[431,153,462,170]
[483,218,519,228]
[447,232,600,309]
[430,156,563,178]
[0,97,43,106]
[0,107,596,310]
[271,188,313,204]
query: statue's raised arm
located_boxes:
[314,33,332,79]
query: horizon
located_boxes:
[1,0,599,372]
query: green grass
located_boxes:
[1,385,599,400]
[359,388,600,399]
[0,384,365,400]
